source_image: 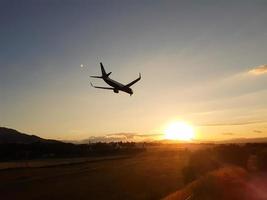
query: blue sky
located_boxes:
[1,0,267,140]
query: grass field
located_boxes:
[0,145,199,200]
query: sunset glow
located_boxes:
[164,121,195,141]
[1,1,267,142]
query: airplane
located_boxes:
[90,62,141,96]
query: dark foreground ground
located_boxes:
[0,145,193,200]
[3,143,265,200]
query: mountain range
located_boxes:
[0,127,60,144]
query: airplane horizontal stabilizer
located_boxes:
[90,75,103,78]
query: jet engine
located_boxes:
[113,89,119,93]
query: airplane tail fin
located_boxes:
[90,63,112,79]
[100,62,112,77]
[100,62,106,76]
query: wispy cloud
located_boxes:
[199,120,267,127]
[84,133,163,143]
[221,132,234,136]
[248,64,267,75]
[253,130,262,133]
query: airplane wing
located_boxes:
[90,82,114,90]
[125,73,141,87]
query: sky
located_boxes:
[1,0,267,141]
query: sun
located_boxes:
[164,121,195,141]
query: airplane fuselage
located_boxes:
[90,63,140,96]
[103,77,133,95]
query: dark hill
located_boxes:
[0,127,60,144]
[0,128,144,161]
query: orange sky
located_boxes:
[1,1,267,141]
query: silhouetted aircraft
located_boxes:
[90,63,141,96]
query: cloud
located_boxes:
[199,120,267,127]
[253,130,262,133]
[83,133,163,143]
[221,132,234,136]
[248,64,267,75]
[197,120,267,126]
